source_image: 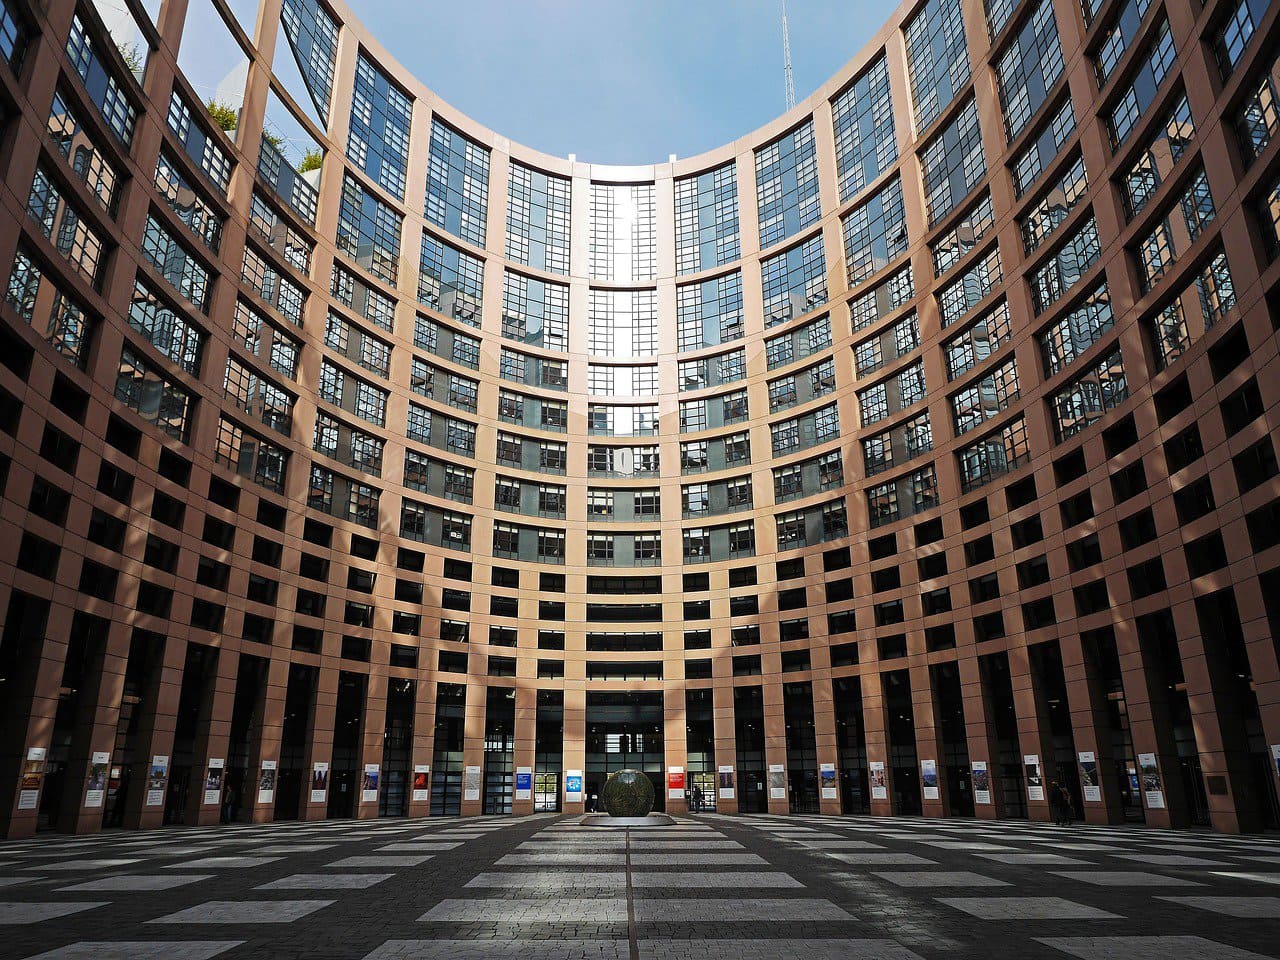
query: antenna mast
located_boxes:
[782,0,796,111]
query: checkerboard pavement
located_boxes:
[2,812,1280,958]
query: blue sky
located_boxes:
[349,0,884,165]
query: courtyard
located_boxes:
[0,815,1278,958]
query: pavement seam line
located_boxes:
[626,826,639,960]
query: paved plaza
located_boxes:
[0,814,1279,958]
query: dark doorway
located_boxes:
[585,691,665,811]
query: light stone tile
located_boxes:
[60,874,213,891]
[166,857,282,869]
[630,871,803,888]
[1050,871,1201,887]
[148,900,334,924]
[630,853,768,866]
[418,898,629,922]
[632,898,853,921]
[826,853,937,866]
[363,941,630,959]
[22,859,143,872]
[873,871,1010,888]
[257,873,392,890]
[376,843,462,852]
[637,940,927,960]
[1157,896,1280,918]
[798,841,884,851]
[327,855,433,868]
[936,897,1122,920]
[465,872,626,892]
[1115,854,1231,867]
[1211,871,1280,885]
[22,941,244,960]
[975,853,1092,865]
[1036,936,1276,960]
[499,853,627,866]
[253,844,336,854]
[0,901,109,924]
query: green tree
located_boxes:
[205,99,239,133]
[298,148,323,174]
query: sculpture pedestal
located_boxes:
[579,813,675,828]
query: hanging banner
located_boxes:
[565,770,584,803]
[257,760,277,805]
[515,767,533,801]
[667,766,686,800]
[1271,744,1280,778]
[145,755,169,807]
[361,764,380,804]
[971,760,991,805]
[717,764,735,800]
[18,747,45,811]
[921,759,939,801]
[202,758,225,806]
[412,764,431,802]
[1078,751,1101,803]
[463,765,481,802]
[869,761,887,801]
[1138,753,1166,809]
[85,751,110,808]
[819,762,837,800]
[1024,754,1044,801]
[768,763,786,800]
[310,761,330,803]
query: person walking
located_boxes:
[1048,780,1071,825]
[221,781,237,824]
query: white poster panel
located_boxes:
[85,751,110,808]
[869,761,888,801]
[515,766,533,801]
[203,758,225,806]
[820,762,837,800]
[1271,744,1280,778]
[257,760,277,805]
[361,763,380,803]
[146,754,169,806]
[768,763,786,800]
[310,761,330,803]
[1023,754,1044,801]
[463,764,481,802]
[1138,752,1166,809]
[971,760,992,805]
[921,758,939,801]
[717,764,735,800]
[1078,751,1101,803]
[565,769,584,803]
[412,763,430,802]
[667,765,685,800]
[19,746,46,810]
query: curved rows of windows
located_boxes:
[0,0,1277,832]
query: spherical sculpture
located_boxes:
[601,769,654,817]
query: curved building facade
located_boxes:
[0,0,1278,838]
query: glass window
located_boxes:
[507,162,570,273]
[761,234,827,325]
[1050,348,1128,440]
[590,182,656,281]
[755,120,820,248]
[831,53,897,202]
[995,0,1064,140]
[349,52,412,198]
[904,0,971,132]
[419,232,484,323]
[1038,284,1114,376]
[842,176,908,284]
[426,118,490,246]
[337,173,402,284]
[921,99,986,226]
[675,161,739,273]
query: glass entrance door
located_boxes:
[585,691,665,811]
